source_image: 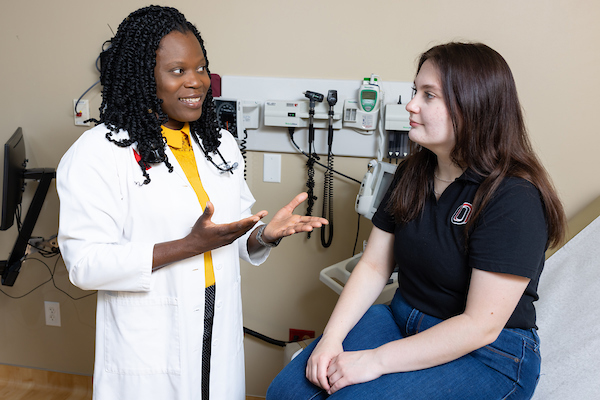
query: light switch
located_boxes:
[263,153,281,183]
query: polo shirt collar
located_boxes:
[161,123,190,149]
[457,168,485,184]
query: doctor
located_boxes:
[57,6,327,400]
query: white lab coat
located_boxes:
[57,124,269,400]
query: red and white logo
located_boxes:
[451,202,473,225]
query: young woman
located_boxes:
[57,6,326,400]
[267,42,566,399]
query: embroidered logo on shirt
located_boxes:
[451,202,473,225]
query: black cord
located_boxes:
[50,255,97,300]
[240,129,248,180]
[0,254,97,300]
[305,121,318,239]
[16,203,22,232]
[243,327,288,347]
[352,212,361,257]
[287,128,361,184]
[320,144,334,248]
[28,236,60,258]
[305,156,318,217]
[0,257,54,299]
[243,327,316,348]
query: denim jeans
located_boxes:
[267,290,541,400]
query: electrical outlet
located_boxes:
[289,329,315,342]
[44,301,61,327]
[74,99,90,126]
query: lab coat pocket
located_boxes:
[104,293,181,375]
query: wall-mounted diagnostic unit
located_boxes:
[220,75,413,158]
[385,100,411,159]
[214,98,261,139]
[343,74,381,132]
[355,159,397,220]
[263,99,343,129]
[215,98,242,138]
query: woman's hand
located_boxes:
[306,336,343,392]
[261,192,328,243]
[188,200,267,253]
[325,349,382,394]
[152,201,267,270]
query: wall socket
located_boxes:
[44,301,61,327]
[289,328,315,342]
[73,99,90,126]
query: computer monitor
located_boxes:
[1,127,26,231]
[1,127,55,286]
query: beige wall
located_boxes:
[1,0,599,396]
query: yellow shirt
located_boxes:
[162,123,215,287]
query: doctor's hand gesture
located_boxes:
[152,192,327,271]
[152,201,267,271]
[249,192,328,250]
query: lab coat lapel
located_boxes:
[163,144,193,187]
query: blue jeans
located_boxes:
[267,290,541,400]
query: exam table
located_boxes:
[531,196,600,399]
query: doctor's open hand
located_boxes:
[152,201,267,271]
[252,192,328,247]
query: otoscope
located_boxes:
[304,90,324,156]
[327,90,337,148]
[303,90,324,238]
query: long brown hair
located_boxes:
[389,42,566,248]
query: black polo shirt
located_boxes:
[372,169,548,329]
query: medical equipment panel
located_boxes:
[221,75,412,158]
[355,160,398,220]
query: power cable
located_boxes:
[321,90,337,248]
[287,128,361,185]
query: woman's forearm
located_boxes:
[322,227,396,341]
[322,259,393,341]
[373,313,491,374]
[373,270,531,375]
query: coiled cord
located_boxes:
[305,155,318,238]
[240,129,248,180]
[321,150,334,248]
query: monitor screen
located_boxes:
[1,127,26,231]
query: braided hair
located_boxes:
[91,5,221,184]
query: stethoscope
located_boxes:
[149,126,238,174]
[197,140,238,174]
